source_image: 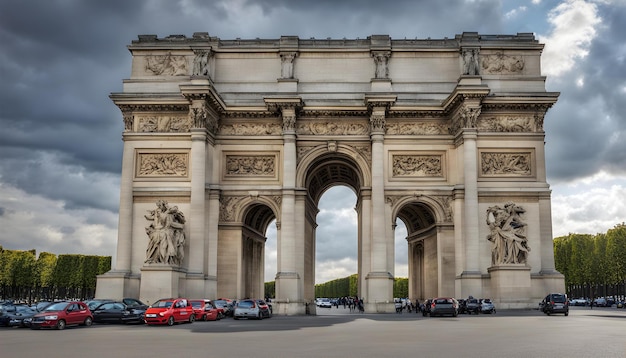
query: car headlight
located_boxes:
[44,315,58,320]
[159,312,165,316]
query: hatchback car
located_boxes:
[480,298,496,314]
[144,298,194,326]
[542,293,569,316]
[30,301,93,330]
[7,305,39,327]
[429,297,458,317]
[233,299,264,320]
[189,299,220,321]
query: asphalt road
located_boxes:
[3,306,625,358]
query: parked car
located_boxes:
[465,298,480,314]
[189,299,220,321]
[92,301,146,324]
[214,299,234,317]
[429,297,458,317]
[317,298,332,308]
[144,298,194,326]
[233,299,264,320]
[593,297,608,307]
[542,293,569,316]
[569,298,588,306]
[616,300,625,309]
[30,301,93,330]
[7,305,39,327]
[85,299,115,311]
[255,299,272,318]
[480,298,496,314]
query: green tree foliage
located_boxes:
[0,248,111,302]
[554,225,626,300]
[313,274,409,299]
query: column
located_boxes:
[189,126,207,274]
[114,133,134,272]
[462,128,480,274]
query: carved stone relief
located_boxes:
[486,202,530,265]
[296,146,316,165]
[137,115,191,133]
[219,196,245,222]
[296,121,369,135]
[225,155,276,176]
[137,153,189,177]
[386,122,448,135]
[219,122,282,136]
[478,116,534,132]
[392,155,442,177]
[351,145,372,167]
[145,53,188,76]
[481,152,532,176]
[481,52,525,74]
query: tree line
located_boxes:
[0,246,111,303]
[554,223,626,300]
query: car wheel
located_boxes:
[83,317,93,327]
[201,314,207,321]
[167,316,175,326]
[218,312,224,320]
[189,314,195,323]
[56,319,66,330]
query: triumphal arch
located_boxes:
[97,32,565,313]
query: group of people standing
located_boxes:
[395,298,423,314]
[333,297,364,313]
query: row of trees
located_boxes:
[554,223,626,300]
[311,274,409,299]
[0,246,111,302]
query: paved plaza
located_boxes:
[3,307,625,358]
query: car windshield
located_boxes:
[16,305,35,313]
[238,300,254,308]
[152,300,173,308]
[435,299,452,304]
[44,302,69,312]
[190,301,202,308]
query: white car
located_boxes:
[316,298,332,308]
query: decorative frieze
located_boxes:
[386,122,448,135]
[481,52,525,74]
[136,115,191,133]
[480,151,532,176]
[136,152,189,178]
[478,116,534,132]
[392,154,443,177]
[219,122,282,136]
[145,53,188,76]
[296,121,369,135]
[225,155,276,176]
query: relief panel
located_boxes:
[135,150,190,180]
[479,149,534,178]
[389,151,446,181]
[222,152,280,182]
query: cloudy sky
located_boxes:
[1,0,625,283]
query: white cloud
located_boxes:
[0,184,119,259]
[540,0,602,77]
[505,6,528,19]
[551,173,626,237]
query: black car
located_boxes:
[92,301,146,324]
[7,305,39,327]
[465,298,480,314]
[542,293,569,316]
[429,298,458,317]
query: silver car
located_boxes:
[233,299,263,320]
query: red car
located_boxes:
[189,299,221,321]
[30,301,93,330]
[144,298,194,326]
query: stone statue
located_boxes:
[145,200,186,266]
[462,48,479,76]
[193,50,210,76]
[486,202,530,265]
[280,52,297,79]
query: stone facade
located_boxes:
[97,32,564,313]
